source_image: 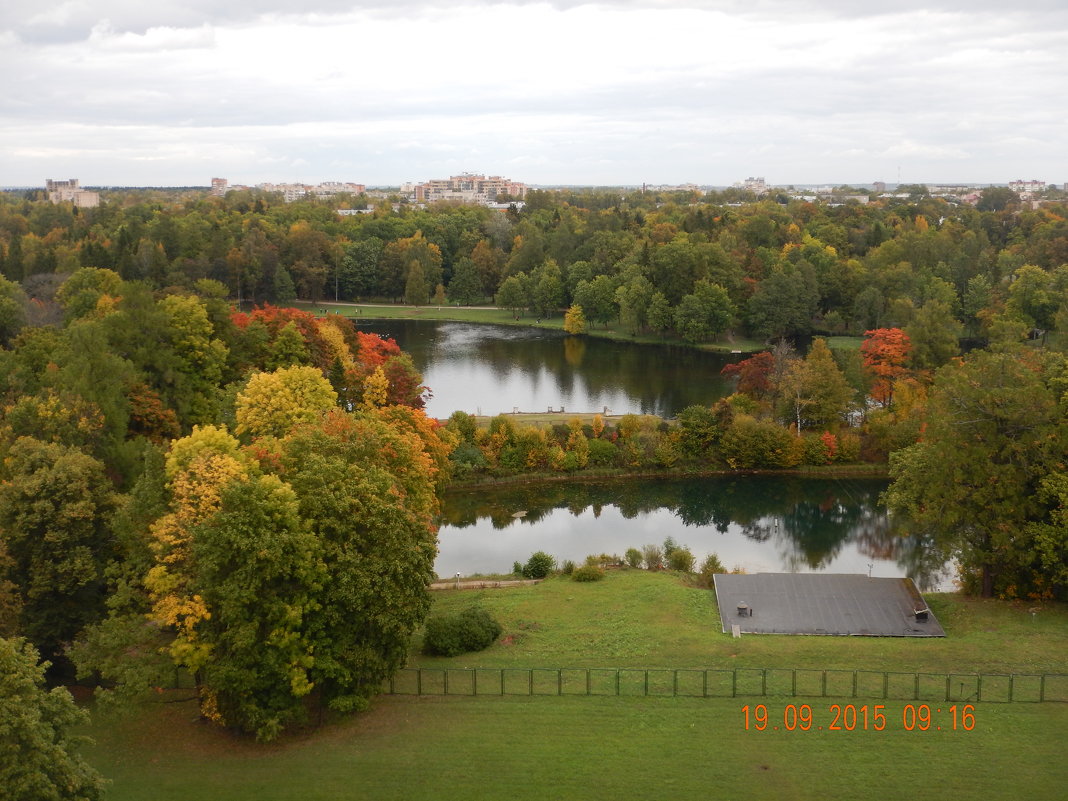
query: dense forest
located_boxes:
[0,184,1066,754]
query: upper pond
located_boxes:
[438,476,955,592]
[354,319,744,418]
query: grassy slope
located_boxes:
[82,572,1068,800]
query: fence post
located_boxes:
[500,669,504,696]
[945,675,951,702]
[558,669,562,696]
[389,675,395,694]
[883,672,888,699]
[821,671,827,698]
[444,669,449,696]
[1009,674,1014,703]
[978,674,983,702]
[673,670,678,697]
[615,669,620,696]
[732,669,737,698]
[586,668,591,696]
[913,673,919,700]
[644,670,649,697]
[852,670,858,698]
[702,670,708,698]
[1040,674,1045,703]
[762,669,768,697]
[472,669,477,696]
[417,668,422,696]
[792,669,797,697]
[528,669,533,696]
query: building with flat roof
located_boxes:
[401,173,527,205]
[45,178,100,208]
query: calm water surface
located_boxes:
[437,476,954,592]
[356,319,743,418]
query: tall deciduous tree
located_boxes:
[860,328,912,406]
[884,348,1066,597]
[0,438,117,661]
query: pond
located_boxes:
[437,476,954,592]
[355,319,744,419]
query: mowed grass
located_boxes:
[84,693,1068,801]
[413,570,1068,675]
[81,571,1068,799]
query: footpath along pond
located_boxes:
[437,476,955,592]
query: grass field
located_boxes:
[293,300,766,353]
[81,571,1068,800]
[413,570,1068,675]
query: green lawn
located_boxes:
[83,693,1068,801]
[414,570,1068,675]
[81,571,1068,799]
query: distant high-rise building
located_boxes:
[211,177,228,196]
[873,181,886,193]
[735,177,767,194]
[45,178,99,208]
[1008,179,1046,194]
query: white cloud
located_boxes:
[2,1,1066,185]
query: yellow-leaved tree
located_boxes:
[235,366,338,439]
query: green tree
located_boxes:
[747,264,818,340]
[404,260,429,306]
[192,475,325,741]
[777,339,854,432]
[281,411,443,714]
[0,438,118,661]
[673,280,733,343]
[905,299,961,371]
[884,349,1065,597]
[0,274,27,345]
[495,274,529,316]
[447,257,483,305]
[573,275,618,328]
[0,637,104,800]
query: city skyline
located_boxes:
[2,1,1066,187]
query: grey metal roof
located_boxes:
[713,573,945,637]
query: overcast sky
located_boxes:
[2,1,1065,187]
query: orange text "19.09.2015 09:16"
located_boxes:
[741,703,976,732]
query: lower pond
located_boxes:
[437,475,955,592]
[355,319,744,418]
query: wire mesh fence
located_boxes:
[386,667,1068,704]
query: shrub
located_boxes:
[512,561,523,576]
[560,559,576,575]
[422,607,503,657]
[587,437,619,467]
[667,546,696,573]
[624,547,643,568]
[522,551,556,579]
[641,543,663,571]
[698,552,725,587]
[572,565,605,582]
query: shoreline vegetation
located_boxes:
[291,299,771,353]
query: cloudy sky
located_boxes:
[2,1,1065,187]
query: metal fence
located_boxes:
[385,667,1068,704]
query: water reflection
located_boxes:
[438,476,954,591]
[355,320,742,418]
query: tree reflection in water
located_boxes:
[440,476,954,591]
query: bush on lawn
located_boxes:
[422,607,503,657]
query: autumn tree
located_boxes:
[235,366,338,439]
[777,339,854,432]
[860,328,912,406]
[673,280,734,343]
[563,304,587,334]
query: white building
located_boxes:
[46,178,100,208]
